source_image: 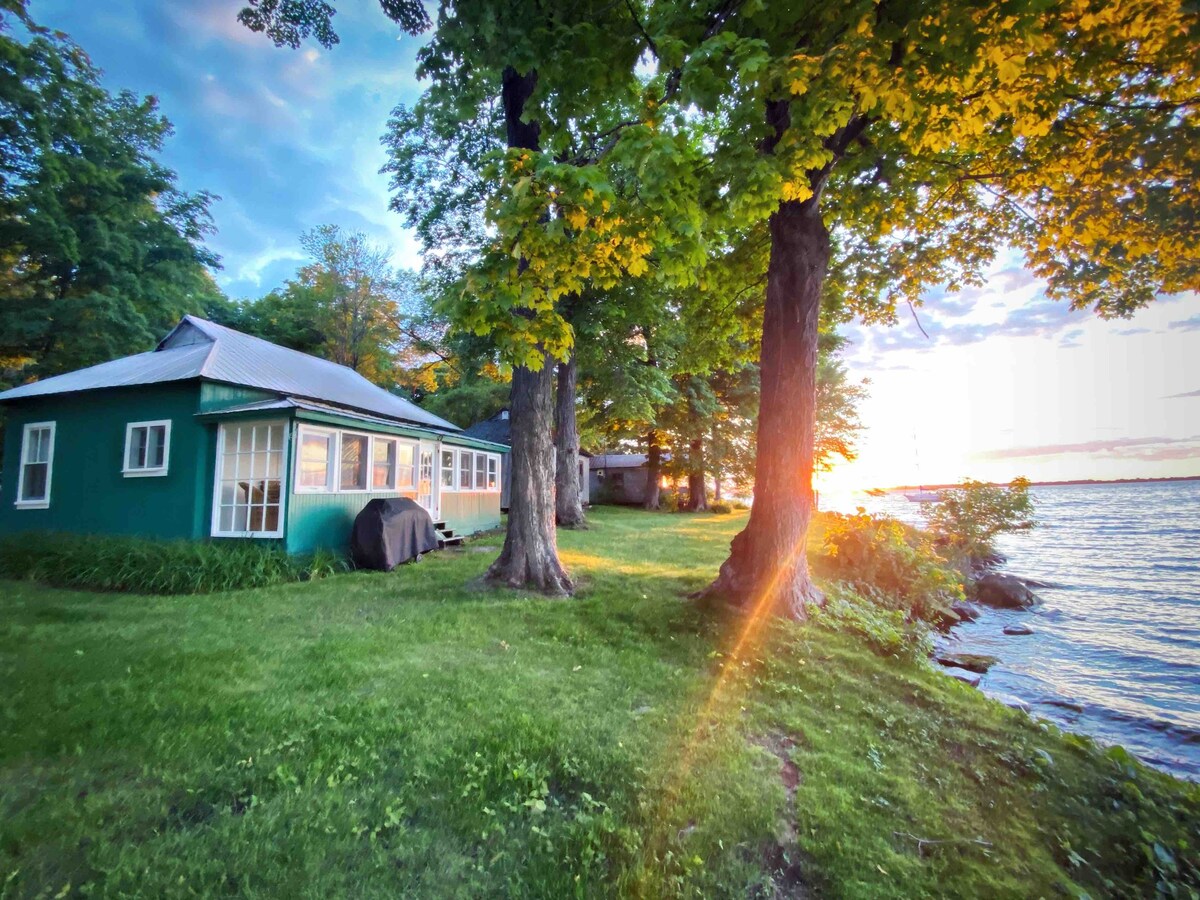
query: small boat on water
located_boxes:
[905,489,941,503]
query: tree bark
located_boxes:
[554,352,586,528]
[685,436,708,511]
[698,196,827,619]
[487,357,573,594]
[485,64,572,594]
[711,422,723,502]
[643,431,662,510]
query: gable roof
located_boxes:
[0,315,460,433]
[463,410,511,447]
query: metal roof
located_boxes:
[0,315,460,433]
[463,410,511,447]
[591,453,669,469]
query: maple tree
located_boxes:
[634,0,1198,618]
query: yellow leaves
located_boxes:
[780,180,813,203]
[564,207,589,230]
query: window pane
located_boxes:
[128,427,147,469]
[341,435,368,490]
[488,456,498,490]
[29,428,50,463]
[440,450,455,488]
[373,439,396,490]
[149,426,167,468]
[459,451,472,490]
[220,506,234,532]
[264,505,280,532]
[21,462,47,501]
[233,504,249,532]
[475,453,486,489]
[300,433,330,488]
[248,505,265,532]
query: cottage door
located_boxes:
[417,444,436,520]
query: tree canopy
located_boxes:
[0,2,221,389]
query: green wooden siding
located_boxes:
[0,382,501,555]
[198,382,278,413]
[0,382,214,541]
[440,492,502,537]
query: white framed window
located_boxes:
[395,440,416,490]
[487,455,499,491]
[440,448,456,491]
[296,426,336,492]
[458,450,473,490]
[212,421,285,538]
[339,432,369,491]
[16,421,55,508]
[123,419,171,476]
[372,437,397,490]
[474,452,487,490]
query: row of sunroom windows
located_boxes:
[294,425,500,494]
[212,422,501,539]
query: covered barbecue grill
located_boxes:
[350,498,439,571]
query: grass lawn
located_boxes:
[1,507,1196,898]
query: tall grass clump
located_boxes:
[0,532,348,594]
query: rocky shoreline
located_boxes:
[932,562,1044,710]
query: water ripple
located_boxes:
[826,481,1200,780]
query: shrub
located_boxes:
[659,490,680,513]
[813,583,933,658]
[925,477,1037,561]
[0,532,348,595]
[816,510,965,627]
[709,502,732,514]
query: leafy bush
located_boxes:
[709,502,732,514]
[659,490,680,513]
[813,583,933,658]
[925,477,1037,561]
[0,532,348,594]
[816,510,965,628]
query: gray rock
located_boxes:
[935,652,998,673]
[950,600,981,622]
[1003,623,1034,636]
[974,573,1038,609]
[942,666,982,687]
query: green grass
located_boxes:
[1,507,1196,898]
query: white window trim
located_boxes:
[211,420,287,539]
[122,419,172,477]
[294,425,337,494]
[392,437,419,492]
[294,425,425,495]
[15,421,55,509]
[440,447,458,493]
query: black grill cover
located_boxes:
[350,498,439,571]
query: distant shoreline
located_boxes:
[882,475,1200,492]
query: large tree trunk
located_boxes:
[711,422,723,502]
[554,352,586,528]
[487,358,573,594]
[685,437,708,511]
[485,65,572,594]
[643,431,662,510]
[699,196,827,619]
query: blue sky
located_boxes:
[26,0,1200,485]
[30,0,426,298]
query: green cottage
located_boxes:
[0,316,506,554]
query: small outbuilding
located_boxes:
[0,316,507,554]
[588,453,668,505]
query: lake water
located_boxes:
[820,481,1200,780]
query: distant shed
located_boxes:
[588,453,668,505]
